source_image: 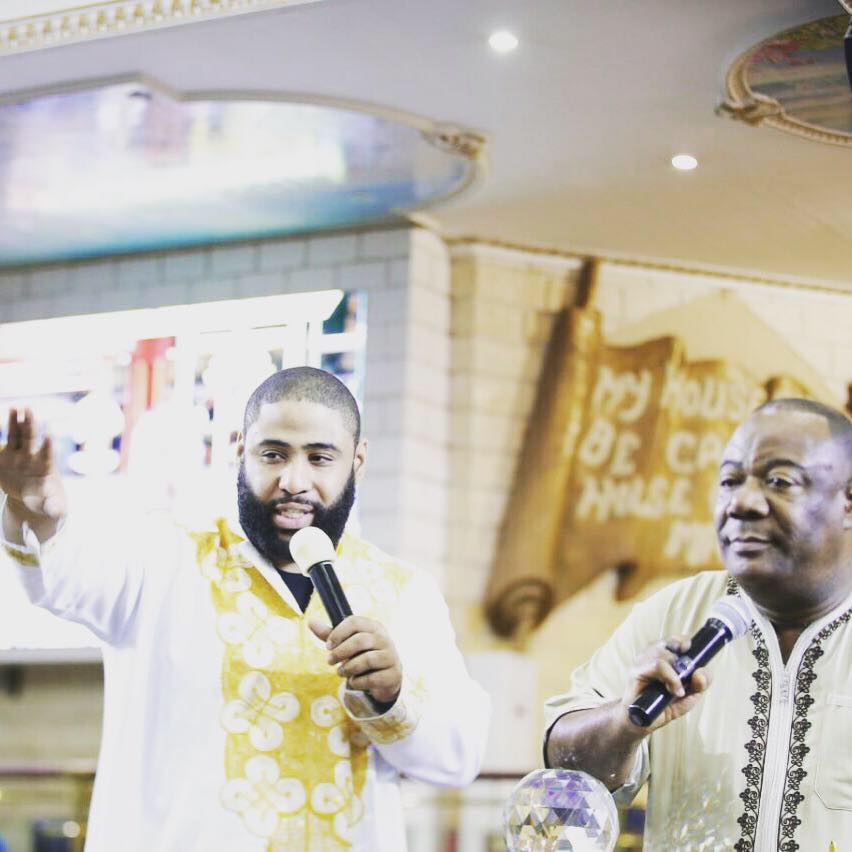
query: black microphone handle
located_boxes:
[627,618,732,728]
[307,561,353,627]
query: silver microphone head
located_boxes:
[288,526,336,577]
[709,595,752,639]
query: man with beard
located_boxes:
[543,398,852,851]
[0,367,489,852]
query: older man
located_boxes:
[0,367,489,852]
[544,398,852,851]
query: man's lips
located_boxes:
[271,503,315,531]
[726,534,773,555]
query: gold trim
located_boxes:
[446,236,852,298]
[719,14,852,148]
[422,124,487,160]
[2,542,39,567]
[0,1,321,55]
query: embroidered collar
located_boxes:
[728,577,852,851]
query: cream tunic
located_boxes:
[2,507,489,852]
[544,571,852,852]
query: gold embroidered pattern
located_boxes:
[2,542,39,567]
[341,677,427,744]
[193,521,418,850]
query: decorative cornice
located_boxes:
[446,236,852,298]
[0,1,320,55]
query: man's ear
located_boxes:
[235,433,245,461]
[353,439,368,483]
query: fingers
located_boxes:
[18,409,35,454]
[335,648,395,679]
[630,635,695,700]
[5,407,18,449]
[324,615,402,701]
[633,652,685,699]
[3,408,48,459]
[347,667,401,697]
[308,619,332,642]
[325,616,388,655]
[328,628,380,665]
[38,434,54,464]
[690,667,712,694]
[663,635,691,655]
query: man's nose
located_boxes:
[727,477,769,518]
[278,459,310,495]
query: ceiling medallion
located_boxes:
[0,75,485,266]
[720,13,852,146]
[0,1,320,55]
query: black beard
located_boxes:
[237,464,356,567]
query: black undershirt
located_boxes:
[277,569,314,612]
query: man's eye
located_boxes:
[767,476,794,489]
[719,476,741,488]
[261,452,283,462]
[310,455,332,464]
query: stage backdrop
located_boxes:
[485,299,820,639]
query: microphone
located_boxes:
[289,527,353,627]
[627,595,752,728]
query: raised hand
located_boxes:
[0,407,66,543]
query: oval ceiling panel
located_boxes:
[0,76,484,265]
[722,15,852,145]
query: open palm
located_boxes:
[0,408,66,521]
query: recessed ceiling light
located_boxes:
[489,30,518,53]
[671,153,698,171]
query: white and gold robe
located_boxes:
[545,571,852,852]
[2,508,489,852]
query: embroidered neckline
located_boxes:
[727,576,852,851]
[777,606,852,851]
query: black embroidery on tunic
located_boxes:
[777,607,852,851]
[725,577,769,852]
[733,624,770,852]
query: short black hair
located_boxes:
[243,367,361,444]
[756,397,852,467]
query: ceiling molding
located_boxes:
[719,14,852,148]
[0,0,320,55]
[446,236,852,298]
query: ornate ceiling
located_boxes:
[721,14,852,146]
[0,1,850,287]
[0,1,319,54]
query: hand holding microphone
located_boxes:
[290,527,402,706]
[624,596,752,730]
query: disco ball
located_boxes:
[503,768,619,851]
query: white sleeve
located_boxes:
[0,497,146,645]
[341,570,491,787]
[542,598,662,804]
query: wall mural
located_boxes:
[485,301,817,640]
[0,75,483,266]
[721,14,852,145]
